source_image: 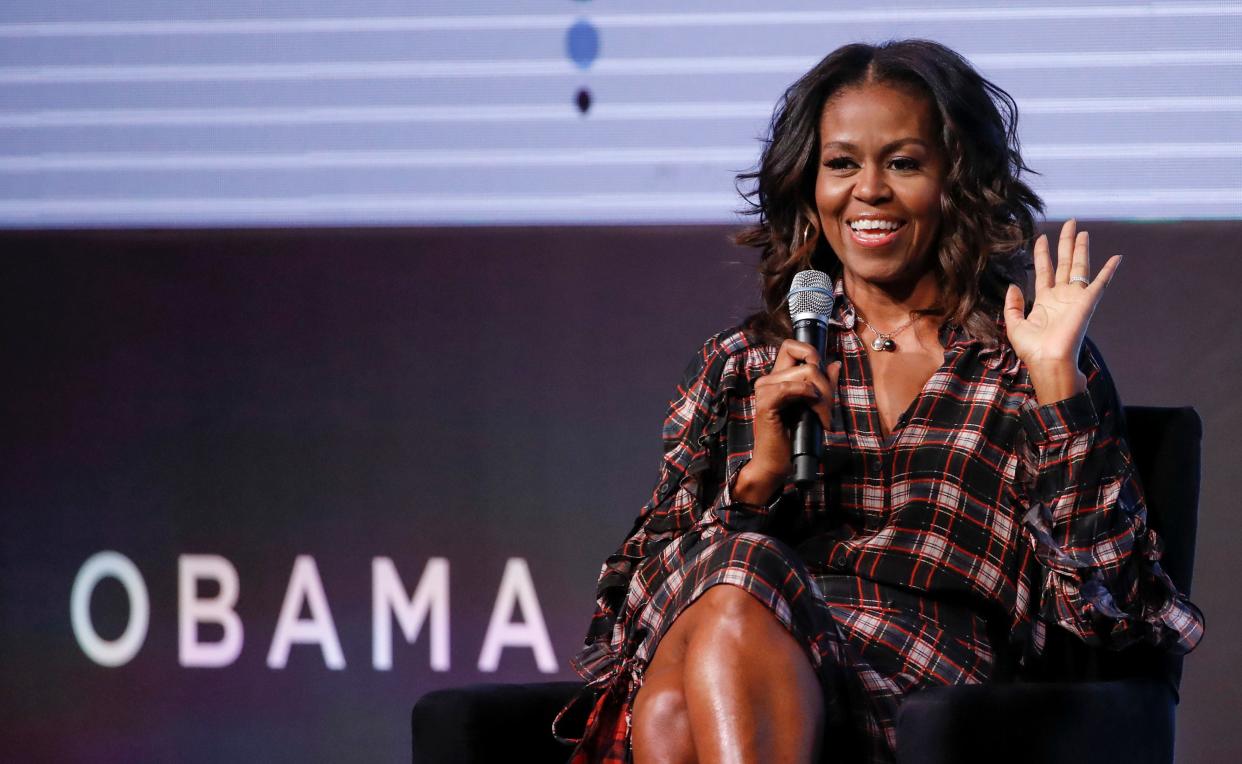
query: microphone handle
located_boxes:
[792,317,828,489]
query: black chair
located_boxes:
[411,406,1201,764]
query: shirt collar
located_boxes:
[827,277,856,331]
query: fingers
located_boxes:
[754,377,824,430]
[1051,218,1094,289]
[773,338,823,372]
[758,364,834,405]
[755,359,840,429]
[1053,218,1076,285]
[1069,230,1090,285]
[1085,254,1123,302]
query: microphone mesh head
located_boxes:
[788,269,834,319]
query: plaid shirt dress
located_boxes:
[555,279,1205,763]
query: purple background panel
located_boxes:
[2,222,1239,762]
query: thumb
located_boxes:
[816,360,843,430]
[827,359,843,388]
[1003,283,1026,327]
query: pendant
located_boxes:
[872,336,896,352]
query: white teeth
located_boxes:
[850,219,902,231]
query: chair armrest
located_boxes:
[895,678,1175,764]
[411,681,583,764]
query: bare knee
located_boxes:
[633,667,694,764]
[693,584,781,644]
[679,585,826,761]
[634,671,689,733]
[688,585,820,695]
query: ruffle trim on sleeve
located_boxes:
[1023,501,1093,573]
[1026,501,1205,655]
[687,335,783,533]
[1079,523,1205,654]
[642,331,754,535]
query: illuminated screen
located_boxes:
[1,0,1239,227]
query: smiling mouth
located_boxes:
[846,218,906,247]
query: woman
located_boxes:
[555,39,1204,764]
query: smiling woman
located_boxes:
[816,84,946,289]
[558,39,1203,764]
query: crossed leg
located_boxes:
[631,583,825,764]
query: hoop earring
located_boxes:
[792,219,817,259]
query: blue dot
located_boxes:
[566,20,599,69]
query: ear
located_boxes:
[793,205,820,262]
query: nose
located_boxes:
[852,164,891,205]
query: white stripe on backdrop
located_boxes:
[0,0,1239,226]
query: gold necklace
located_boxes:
[854,312,917,352]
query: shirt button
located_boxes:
[870,457,883,472]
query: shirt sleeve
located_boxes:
[571,330,774,680]
[1017,338,1204,654]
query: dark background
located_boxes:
[2,221,1239,762]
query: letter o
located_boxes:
[70,551,149,667]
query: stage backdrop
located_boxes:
[3,2,1242,762]
[2,222,1240,763]
[1,0,1239,226]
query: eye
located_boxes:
[889,157,920,171]
[823,156,856,170]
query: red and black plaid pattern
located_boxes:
[557,279,1204,763]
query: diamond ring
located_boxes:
[1069,275,1090,287]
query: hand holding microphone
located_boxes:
[733,270,840,505]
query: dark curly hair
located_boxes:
[735,39,1043,346]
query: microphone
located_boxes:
[787,270,834,489]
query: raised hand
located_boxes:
[1003,218,1122,403]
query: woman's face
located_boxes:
[814,81,947,287]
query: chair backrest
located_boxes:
[1123,406,1202,598]
[1032,405,1201,692]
